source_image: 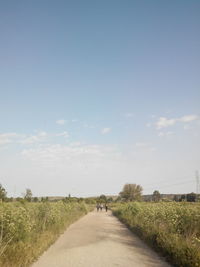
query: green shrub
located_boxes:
[113,202,200,267]
[0,201,89,266]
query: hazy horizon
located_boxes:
[0,1,200,197]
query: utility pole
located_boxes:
[13,185,16,199]
[196,170,200,202]
[196,170,199,195]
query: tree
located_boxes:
[173,195,180,202]
[99,194,107,203]
[180,194,186,201]
[0,184,7,201]
[186,192,196,202]
[84,198,96,204]
[41,196,49,202]
[24,188,32,202]
[107,197,113,203]
[120,183,143,201]
[16,197,26,204]
[152,190,161,202]
[33,197,39,202]
[115,196,122,202]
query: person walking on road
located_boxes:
[105,204,108,212]
[96,203,100,212]
[100,204,103,211]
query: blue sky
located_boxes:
[0,1,200,197]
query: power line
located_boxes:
[144,179,194,191]
[142,177,192,187]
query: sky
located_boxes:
[0,0,200,197]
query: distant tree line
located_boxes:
[0,183,199,203]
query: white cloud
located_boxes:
[0,139,11,145]
[18,143,131,196]
[21,143,120,169]
[0,133,18,138]
[2,132,198,196]
[0,137,12,145]
[56,131,69,138]
[155,114,199,129]
[20,136,40,145]
[56,119,66,125]
[69,142,82,147]
[101,128,111,134]
[179,115,199,123]
[38,131,47,137]
[156,117,177,129]
[0,133,20,145]
[20,131,47,145]
[0,131,48,146]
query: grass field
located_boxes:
[0,201,90,267]
[113,202,200,267]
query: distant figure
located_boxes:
[96,203,100,212]
[100,204,103,211]
[105,204,108,212]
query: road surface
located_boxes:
[32,210,171,267]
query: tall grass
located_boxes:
[113,202,200,267]
[0,201,90,267]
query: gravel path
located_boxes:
[32,210,171,267]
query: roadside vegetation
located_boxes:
[1,182,199,267]
[113,201,200,267]
[0,200,91,267]
[112,183,200,266]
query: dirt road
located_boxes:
[32,210,171,267]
